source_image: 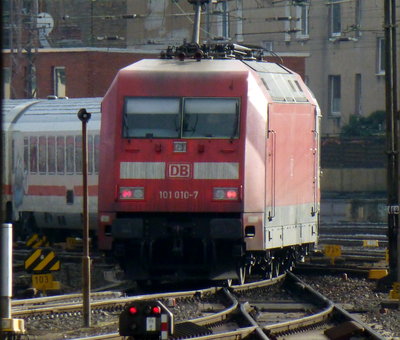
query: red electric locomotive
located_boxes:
[98,46,320,283]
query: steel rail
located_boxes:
[61,273,387,340]
[12,291,123,307]
[69,327,259,340]
[12,286,222,317]
[263,271,386,340]
[13,276,287,317]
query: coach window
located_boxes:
[183,98,240,138]
[23,137,29,172]
[88,135,93,174]
[56,136,65,174]
[39,136,47,174]
[48,137,56,174]
[30,137,38,173]
[123,97,180,138]
[66,136,74,174]
[75,136,82,174]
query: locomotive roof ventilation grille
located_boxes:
[160,41,308,104]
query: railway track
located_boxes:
[319,223,387,248]
[13,272,388,339]
[309,222,389,274]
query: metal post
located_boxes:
[391,0,400,285]
[384,0,399,283]
[77,109,91,327]
[192,1,202,44]
[0,224,12,321]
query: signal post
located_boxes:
[384,0,400,288]
[78,108,92,327]
[0,224,25,338]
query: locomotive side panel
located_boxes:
[265,102,318,249]
[241,72,269,250]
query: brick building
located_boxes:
[2,48,306,99]
[3,0,395,136]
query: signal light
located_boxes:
[152,306,161,314]
[129,306,138,315]
[119,187,144,200]
[226,190,238,199]
[213,188,239,201]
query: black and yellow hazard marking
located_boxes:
[26,234,50,248]
[24,248,60,273]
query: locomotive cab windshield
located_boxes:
[123,97,240,139]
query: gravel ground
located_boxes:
[299,273,400,340]
[17,263,400,340]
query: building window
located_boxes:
[377,37,385,75]
[24,66,37,98]
[329,75,341,116]
[261,41,273,51]
[53,67,66,97]
[284,4,291,42]
[330,0,341,37]
[3,68,11,99]
[296,3,309,39]
[355,74,362,115]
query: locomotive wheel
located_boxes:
[286,259,294,271]
[264,262,273,280]
[273,261,281,277]
[237,265,246,285]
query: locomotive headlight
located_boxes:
[213,187,239,200]
[119,187,144,200]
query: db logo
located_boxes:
[168,163,191,178]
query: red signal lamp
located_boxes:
[121,189,133,199]
[152,306,161,314]
[128,306,138,315]
[226,190,238,199]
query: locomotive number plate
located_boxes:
[159,191,199,199]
